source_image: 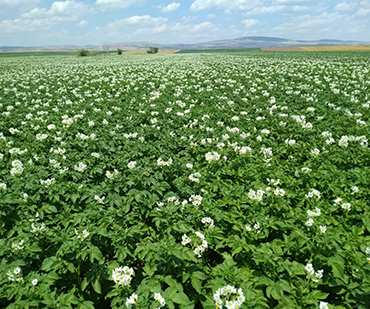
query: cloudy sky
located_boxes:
[0,0,369,46]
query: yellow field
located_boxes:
[299,45,370,51]
[122,50,179,54]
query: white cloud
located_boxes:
[243,5,321,16]
[190,0,264,11]
[241,19,261,28]
[0,0,40,14]
[181,15,197,22]
[96,16,224,44]
[355,7,370,16]
[95,0,144,10]
[271,12,369,39]
[207,14,216,18]
[20,1,93,20]
[77,20,88,27]
[271,0,320,4]
[0,18,53,33]
[161,2,180,13]
[0,1,94,33]
[106,15,168,28]
[334,2,357,11]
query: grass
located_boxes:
[0,51,119,57]
[299,45,370,51]
[122,50,179,54]
[175,48,262,54]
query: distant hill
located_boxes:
[1,36,369,52]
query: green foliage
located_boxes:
[175,48,262,54]
[77,48,90,57]
[117,49,123,55]
[147,46,159,54]
[0,52,370,308]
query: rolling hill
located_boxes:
[1,36,369,52]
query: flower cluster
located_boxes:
[40,178,56,187]
[0,182,7,191]
[154,293,166,309]
[31,222,46,234]
[234,145,252,156]
[167,196,180,205]
[30,212,46,235]
[319,301,329,309]
[126,293,138,308]
[246,222,261,234]
[193,232,208,257]
[91,152,100,159]
[333,198,351,211]
[111,266,134,286]
[365,247,370,263]
[189,194,202,207]
[274,188,285,197]
[201,217,215,229]
[75,229,89,240]
[351,186,359,194]
[127,161,137,169]
[285,139,296,146]
[12,240,25,251]
[248,189,265,202]
[261,147,273,165]
[106,169,119,179]
[306,189,321,199]
[205,151,221,163]
[305,263,324,283]
[10,160,24,176]
[157,157,173,167]
[186,163,193,169]
[305,207,326,232]
[94,195,105,204]
[307,207,321,217]
[189,172,201,183]
[181,234,191,246]
[7,267,23,283]
[74,162,87,173]
[213,285,245,309]
[310,148,320,156]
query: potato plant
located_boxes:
[0,52,370,308]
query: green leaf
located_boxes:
[81,278,90,291]
[310,290,329,300]
[143,262,157,276]
[164,276,183,291]
[89,246,104,264]
[172,291,193,306]
[329,258,347,283]
[41,257,58,271]
[106,288,120,298]
[190,276,202,294]
[92,278,102,294]
[78,301,95,309]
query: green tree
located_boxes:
[147,46,159,54]
[117,48,123,55]
[77,48,90,57]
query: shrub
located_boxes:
[77,48,90,57]
[117,49,123,55]
[147,46,159,54]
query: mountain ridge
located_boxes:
[1,36,369,52]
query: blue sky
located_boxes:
[0,0,369,46]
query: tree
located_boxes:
[77,48,90,57]
[101,41,110,55]
[117,48,123,55]
[147,46,159,54]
